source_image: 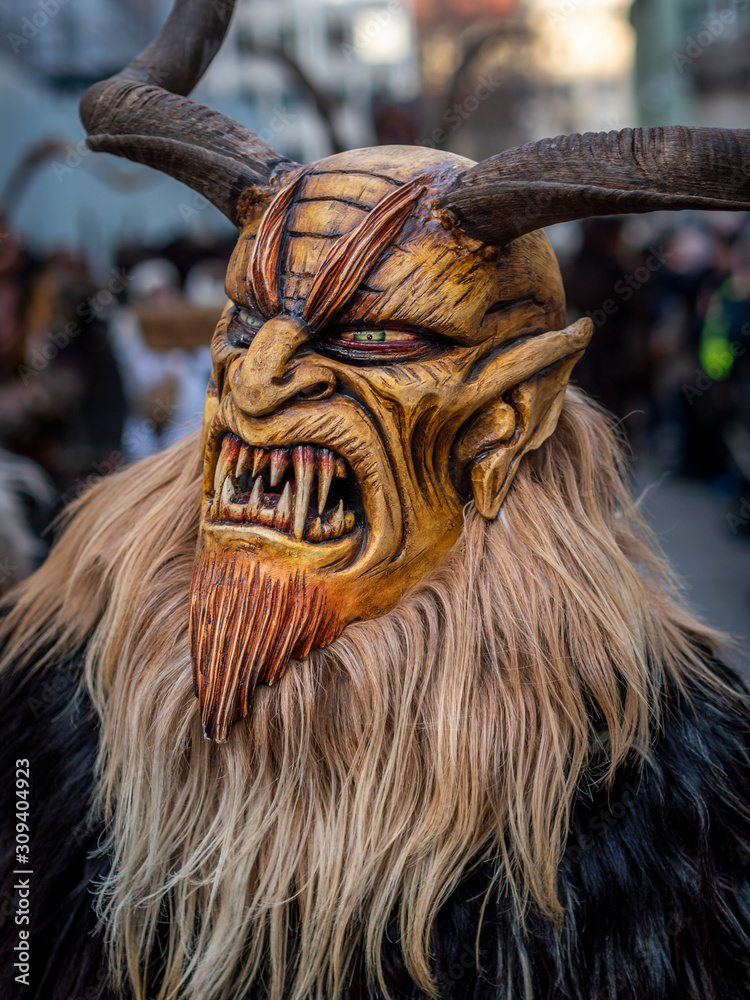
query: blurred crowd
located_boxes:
[560,212,750,494]
[0,217,231,589]
[0,207,749,594]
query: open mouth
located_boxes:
[209,433,360,543]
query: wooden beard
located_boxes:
[189,148,592,741]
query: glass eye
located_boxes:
[322,327,431,363]
[353,330,386,343]
[228,306,263,348]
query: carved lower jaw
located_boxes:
[208,432,360,544]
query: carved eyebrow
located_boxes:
[249,173,305,317]
[249,174,426,330]
[303,180,425,329]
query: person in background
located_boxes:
[108,257,214,462]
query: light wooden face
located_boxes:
[197,146,587,628]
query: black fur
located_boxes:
[0,659,114,1000]
[2,656,750,999]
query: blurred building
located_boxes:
[209,0,421,160]
[0,0,235,265]
[523,0,635,136]
[0,0,170,86]
[0,0,420,259]
[632,0,750,128]
[414,0,519,91]
[4,0,750,261]
[412,0,635,159]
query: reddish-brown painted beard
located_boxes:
[189,544,343,741]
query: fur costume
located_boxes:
[2,396,750,999]
[3,1,750,997]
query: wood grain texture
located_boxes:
[250,174,305,316]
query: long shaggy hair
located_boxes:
[0,390,726,1000]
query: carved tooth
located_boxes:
[334,456,346,479]
[220,476,235,519]
[225,436,241,474]
[258,507,275,526]
[307,517,324,543]
[307,517,333,542]
[318,448,335,514]
[252,447,270,478]
[292,446,315,541]
[344,512,356,533]
[270,448,288,487]
[228,502,245,521]
[247,476,265,519]
[328,499,344,537]
[276,482,293,533]
[213,436,241,521]
[213,435,233,493]
[235,443,252,479]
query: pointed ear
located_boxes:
[455,318,592,519]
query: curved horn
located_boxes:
[80,0,295,224]
[438,127,750,246]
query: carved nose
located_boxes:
[231,315,335,417]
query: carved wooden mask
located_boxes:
[80,0,750,739]
[190,147,590,738]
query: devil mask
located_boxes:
[80,0,750,740]
[189,148,589,739]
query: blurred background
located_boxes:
[0,0,747,655]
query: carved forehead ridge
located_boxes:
[229,146,566,344]
[244,147,468,313]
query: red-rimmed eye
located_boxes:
[324,327,432,362]
[332,329,421,346]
